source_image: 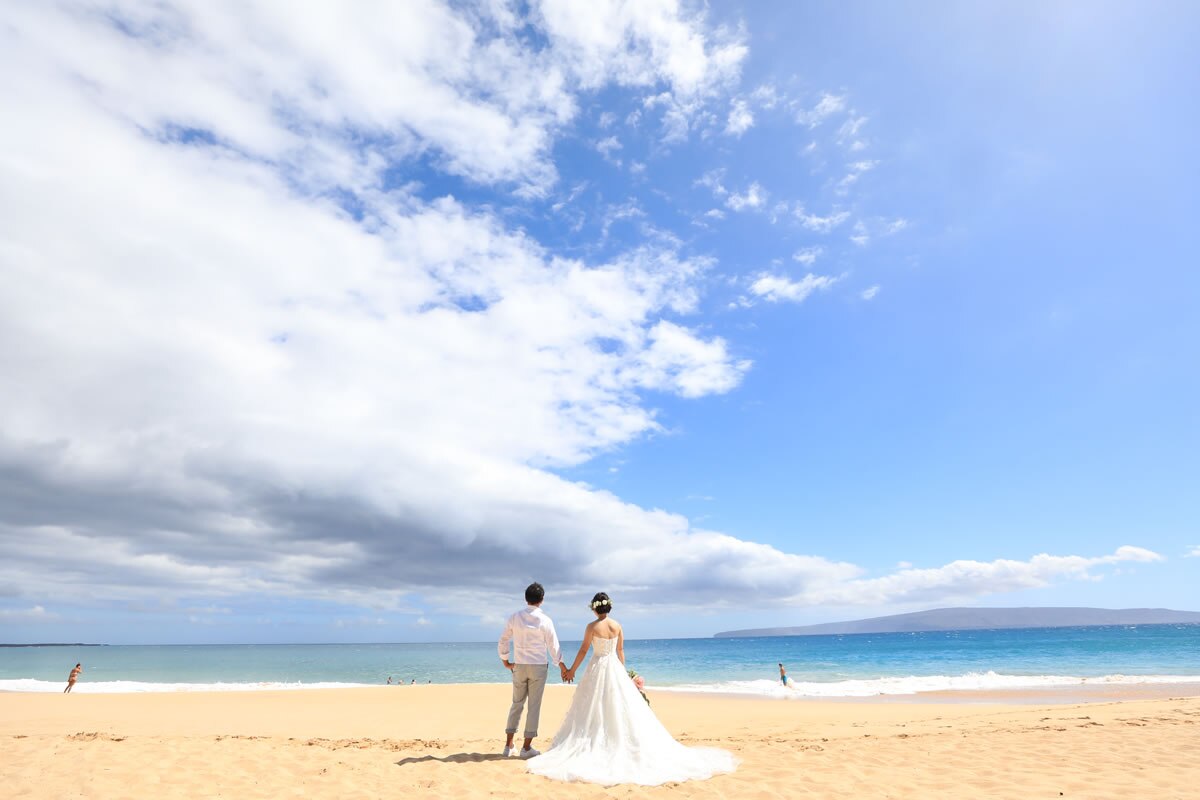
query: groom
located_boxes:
[498,582,570,758]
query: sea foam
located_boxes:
[0,678,374,693]
[656,671,1200,699]
[4,672,1199,696]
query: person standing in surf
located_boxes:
[64,663,82,693]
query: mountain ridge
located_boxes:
[713,607,1200,638]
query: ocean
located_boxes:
[3,624,1198,698]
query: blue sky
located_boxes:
[0,1,1196,644]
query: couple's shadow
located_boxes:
[395,752,509,767]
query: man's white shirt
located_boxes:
[498,605,564,666]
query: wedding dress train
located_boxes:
[525,634,737,785]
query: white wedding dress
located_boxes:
[526,632,738,786]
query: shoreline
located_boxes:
[6,677,1200,704]
[865,681,1200,705]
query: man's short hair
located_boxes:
[525,582,545,604]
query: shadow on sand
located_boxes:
[396,752,511,767]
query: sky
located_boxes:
[1,1,1197,645]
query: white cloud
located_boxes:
[625,321,752,398]
[334,616,389,629]
[794,206,851,233]
[595,134,623,164]
[749,83,780,109]
[536,0,747,143]
[861,285,881,301]
[0,2,762,617]
[698,171,770,217]
[885,217,910,235]
[44,1,576,195]
[696,168,728,196]
[850,220,870,246]
[550,181,590,213]
[749,273,840,304]
[796,92,846,127]
[658,103,693,142]
[768,201,791,225]
[838,115,869,150]
[725,182,767,211]
[835,159,879,193]
[1185,546,1200,558]
[0,1,745,200]
[601,200,646,236]
[0,605,58,621]
[803,547,1164,606]
[725,98,754,136]
[536,0,745,97]
[792,246,823,266]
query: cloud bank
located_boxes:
[0,2,1166,630]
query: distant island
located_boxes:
[0,643,105,648]
[714,607,1200,638]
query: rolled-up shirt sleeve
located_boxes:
[544,618,563,666]
[498,614,514,661]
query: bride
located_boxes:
[525,592,738,786]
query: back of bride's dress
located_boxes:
[526,632,737,785]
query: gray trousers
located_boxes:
[505,663,549,738]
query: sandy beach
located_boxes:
[2,685,1198,799]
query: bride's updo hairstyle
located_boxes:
[589,592,612,615]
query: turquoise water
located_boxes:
[3,625,1198,698]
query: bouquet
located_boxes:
[627,668,649,705]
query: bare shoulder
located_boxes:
[596,618,621,637]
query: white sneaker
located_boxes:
[519,747,541,759]
[502,745,512,757]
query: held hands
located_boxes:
[559,664,573,683]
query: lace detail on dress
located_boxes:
[525,621,737,786]
[590,637,617,657]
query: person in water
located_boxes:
[778,663,789,687]
[65,663,82,693]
